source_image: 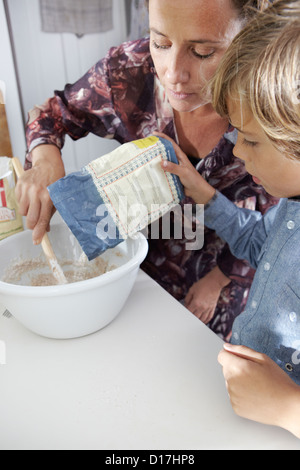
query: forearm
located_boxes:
[25,144,65,183]
[31,144,63,167]
[209,265,231,289]
[204,191,270,269]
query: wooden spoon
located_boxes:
[12,158,68,285]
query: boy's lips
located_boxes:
[252,175,262,185]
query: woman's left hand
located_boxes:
[185,266,230,323]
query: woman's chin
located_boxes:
[172,101,211,113]
[168,95,212,113]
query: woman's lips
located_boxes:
[168,89,195,100]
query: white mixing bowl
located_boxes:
[0,224,148,339]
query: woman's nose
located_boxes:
[165,50,190,84]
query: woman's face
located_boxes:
[149,0,244,113]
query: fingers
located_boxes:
[26,192,43,230]
[218,344,267,382]
[185,295,215,323]
[217,349,249,387]
[14,151,65,245]
[222,343,266,364]
[32,197,54,245]
[154,132,178,149]
[184,290,193,307]
[161,159,183,177]
[15,179,30,217]
[155,132,193,167]
[195,307,214,323]
[15,175,54,245]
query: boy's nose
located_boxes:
[233,134,246,162]
[233,143,242,159]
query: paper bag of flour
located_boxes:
[48,136,184,260]
[0,157,23,240]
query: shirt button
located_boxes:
[264,262,271,271]
[289,312,297,323]
[233,332,239,341]
[251,301,257,309]
[287,220,295,230]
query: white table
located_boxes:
[0,271,299,450]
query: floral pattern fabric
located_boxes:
[25,38,278,340]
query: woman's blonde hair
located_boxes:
[212,0,300,160]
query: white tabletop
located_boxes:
[0,271,299,450]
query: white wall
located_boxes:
[6,0,128,172]
[0,0,26,162]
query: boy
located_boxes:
[161,0,300,438]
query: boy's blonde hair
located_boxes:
[212,0,300,160]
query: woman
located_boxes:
[19,0,277,340]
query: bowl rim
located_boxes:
[0,231,148,298]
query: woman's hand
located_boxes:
[156,133,216,205]
[15,145,65,244]
[185,266,230,323]
[218,343,300,439]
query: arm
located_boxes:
[23,39,155,244]
[26,38,154,164]
[204,191,272,269]
[22,55,117,243]
[160,134,275,269]
[219,344,300,439]
[26,52,119,160]
[215,191,278,287]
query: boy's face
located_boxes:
[228,100,300,198]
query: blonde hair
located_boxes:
[212,0,300,160]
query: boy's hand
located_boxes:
[218,343,300,438]
[156,133,216,205]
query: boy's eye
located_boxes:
[242,138,258,148]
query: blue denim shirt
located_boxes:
[204,192,300,385]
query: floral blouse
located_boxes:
[25,37,278,304]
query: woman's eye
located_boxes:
[152,41,170,50]
[192,49,215,60]
[242,138,258,147]
[151,41,214,59]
